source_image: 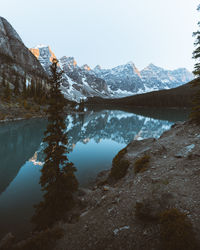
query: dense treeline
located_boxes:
[0,70,49,105]
[86,80,200,108]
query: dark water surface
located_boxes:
[0,108,189,239]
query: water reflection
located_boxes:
[0,119,47,195]
[0,108,188,239]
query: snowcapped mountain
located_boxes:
[140,63,194,91]
[30,45,194,102]
[93,62,194,96]
[93,62,144,96]
[30,45,56,74]
[30,46,110,102]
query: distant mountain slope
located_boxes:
[86,79,200,108]
[93,63,194,96]
[0,17,47,88]
[30,45,110,102]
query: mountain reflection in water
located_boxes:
[0,108,189,239]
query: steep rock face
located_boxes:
[0,17,47,87]
[30,46,110,102]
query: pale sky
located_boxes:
[1,0,199,71]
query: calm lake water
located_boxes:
[0,108,189,240]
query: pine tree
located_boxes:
[193,4,200,76]
[22,77,27,99]
[14,75,20,96]
[32,59,78,230]
[191,4,200,123]
[30,79,36,98]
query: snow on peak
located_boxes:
[81,64,91,71]
[60,56,77,68]
[34,44,49,49]
[93,65,102,72]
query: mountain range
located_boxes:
[0,16,194,103]
[30,45,194,102]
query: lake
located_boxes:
[0,108,189,240]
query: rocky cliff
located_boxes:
[0,17,47,90]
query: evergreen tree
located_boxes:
[30,79,36,98]
[191,4,200,123]
[32,59,78,230]
[193,4,200,76]
[14,75,20,95]
[22,76,27,99]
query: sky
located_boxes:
[1,0,199,71]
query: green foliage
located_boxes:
[159,208,198,250]
[134,155,150,174]
[32,59,78,231]
[109,148,129,180]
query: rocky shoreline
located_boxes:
[54,121,200,250]
[0,102,47,123]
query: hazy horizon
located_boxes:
[1,0,199,71]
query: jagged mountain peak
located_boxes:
[143,63,162,71]
[30,44,57,73]
[81,64,91,71]
[94,65,102,71]
[59,56,77,70]
[34,44,49,49]
[126,61,136,67]
[30,45,56,59]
